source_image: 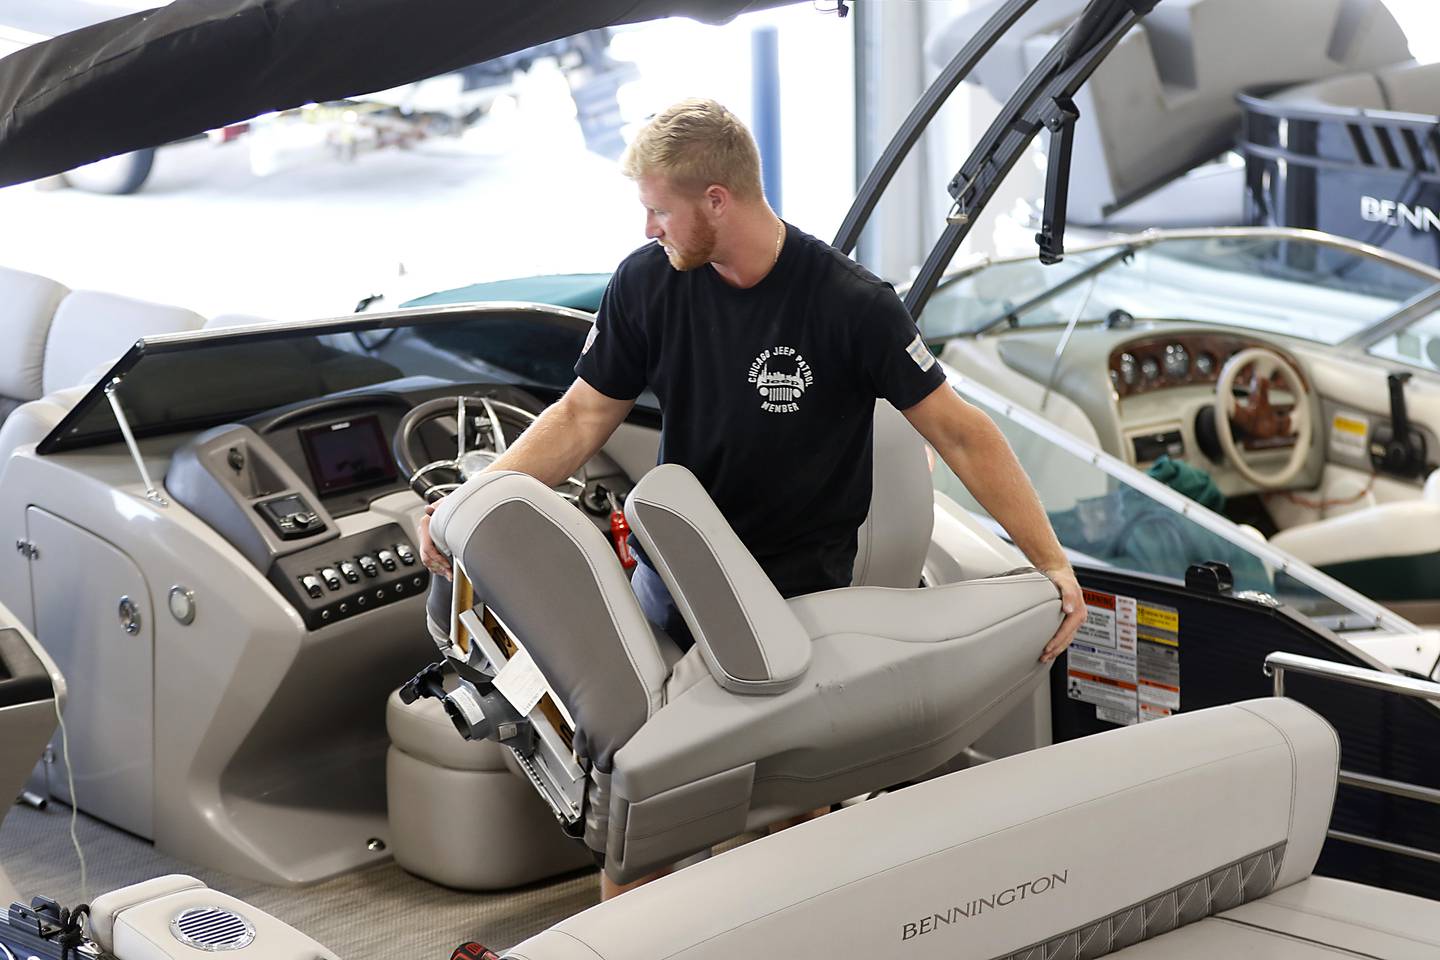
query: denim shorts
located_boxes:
[630,560,695,652]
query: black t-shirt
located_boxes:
[575,222,946,597]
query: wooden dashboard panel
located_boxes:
[1108,333,1308,399]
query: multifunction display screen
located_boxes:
[299,415,398,495]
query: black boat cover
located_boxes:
[0,0,788,188]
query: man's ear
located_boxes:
[704,184,730,217]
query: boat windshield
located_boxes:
[933,368,1407,634]
[39,305,611,453]
[921,234,1439,345]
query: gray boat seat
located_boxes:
[41,289,205,396]
[851,400,933,588]
[0,265,68,428]
[0,287,205,469]
[503,698,1440,959]
[428,462,1061,883]
[387,401,945,888]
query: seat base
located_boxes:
[387,747,593,891]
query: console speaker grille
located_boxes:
[170,906,256,951]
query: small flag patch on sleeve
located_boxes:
[581,323,599,355]
[906,333,936,372]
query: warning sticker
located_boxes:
[493,647,548,716]
[1077,590,1118,649]
[1137,600,1180,718]
[1330,412,1370,459]
[1068,589,1138,723]
[1139,703,1172,723]
[1116,596,1138,663]
[1136,603,1179,638]
[1067,667,1137,712]
[1069,591,1178,725]
[1098,705,1137,726]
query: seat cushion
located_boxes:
[1106,877,1440,960]
[626,464,811,695]
[1105,916,1375,958]
[852,401,933,588]
[386,688,510,772]
[788,570,1055,644]
[0,265,68,403]
[506,700,1341,959]
[42,290,204,394]
[1269,499,1440,568]
[1216,875,1440,958]
[0,385,91,468]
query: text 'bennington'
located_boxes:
[901,871,1070,942]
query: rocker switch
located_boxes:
[394,543,416,565]
[299,575,324,600]
[377,549,398,572]
[338,561,361,583]
[358,555,379,578]
[320,568,342,591]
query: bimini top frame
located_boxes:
[833,0,1160,317]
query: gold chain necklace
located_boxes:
[772,217,785,267]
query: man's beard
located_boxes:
[662,214,717,271]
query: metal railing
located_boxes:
[1264,652,1440,866]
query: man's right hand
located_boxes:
[419,500,453,581]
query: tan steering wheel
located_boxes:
[1213,347,1313,489]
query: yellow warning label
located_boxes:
[1332,415,1367,437]
[1137,604,1179,634]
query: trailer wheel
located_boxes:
[63,148,156,195]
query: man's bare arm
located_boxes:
[901,384,1085,662]
[419,379,636,577]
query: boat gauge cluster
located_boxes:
[1108,333,1289,398]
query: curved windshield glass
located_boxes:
[932,370,1402,632]
[923,235,1438,344]
[40,307,603,453]
[1369,304,1440,373]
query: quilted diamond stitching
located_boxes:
[994,842,1286,960]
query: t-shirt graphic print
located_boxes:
[748,345,814,414]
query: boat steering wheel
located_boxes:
[1212,347,1314,489]
[392,394,585,503]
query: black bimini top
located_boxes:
[0,0,789,188]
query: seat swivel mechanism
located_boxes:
[399,660,536,755]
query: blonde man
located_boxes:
[421,98,1084,899]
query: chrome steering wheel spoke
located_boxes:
[394,393,586,503]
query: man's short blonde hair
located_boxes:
[621,98,764,202]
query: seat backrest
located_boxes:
[430,471,670,773]
[0,385,91,480]
[852,401,934,588]
[42,290,205,395]
[626,464,811,695]
[0,266,68,413]
[506,698,1338,960]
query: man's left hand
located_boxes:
[1038,564,1085,664]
